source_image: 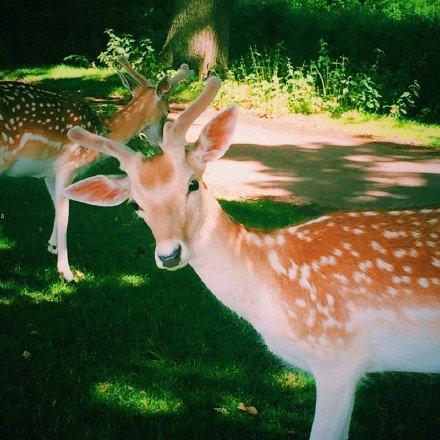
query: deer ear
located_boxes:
[156,76,172,98]
[190,105,238,167]
[64,175,130,207]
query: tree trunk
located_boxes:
[162,0,233,79]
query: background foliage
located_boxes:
[0,0,439,119]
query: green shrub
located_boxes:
[97,29,167,82]
[214,42,420,118]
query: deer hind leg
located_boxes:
[309,367,363,440]
[54,168,81,282]
[44,177,58,254]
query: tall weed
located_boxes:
[217,42,420,118]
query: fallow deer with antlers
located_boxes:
[64,78,439,439]
[0,56,192,280]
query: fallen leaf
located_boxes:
[237,402,258,415]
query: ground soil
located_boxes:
[170,106,440,210]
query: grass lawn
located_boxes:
[1,66,439,439]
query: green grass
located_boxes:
[1,177,439,439]
[1,64,439,440]
[0,65,128,101]
[336,110,440,147]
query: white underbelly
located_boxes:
[2,157,54,177]
[365,320,440,373]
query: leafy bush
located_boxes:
[63,55,91,68]
[97,29,167,82]
[214,42,421,118]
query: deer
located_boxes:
[0,56,192,281]
[63,77,439,439]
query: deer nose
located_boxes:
[157,245,182,268]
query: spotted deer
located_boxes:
[0,56,192,280]
[63,77,439,439]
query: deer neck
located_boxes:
[106,90,157,142]
[189,194,285,323]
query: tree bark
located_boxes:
[162,0,233,79]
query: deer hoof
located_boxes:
[59,268,85,282]
[59,268,75,282]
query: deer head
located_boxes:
[110,55,194,146]
[65,77,238,269]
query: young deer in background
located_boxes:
[64,78,439,439]
[0,56,192,280]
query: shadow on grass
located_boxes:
[0,176,439,439]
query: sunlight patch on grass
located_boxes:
[271,370,313,390]
[119,274,149,287]
[338,110,440,147]
[49,281,76,296]
[0,237,16,250]
[18,282,75,303]
[93,381,182,415]
[0,280,16,306]
[1,65,114,83]
[0,297,14,306]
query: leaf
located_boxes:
[22,350,31,359]
[237,402,258,415]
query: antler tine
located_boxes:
[172,76,222,138]
[67,126,135,164]
[115,68,131,91]
[169,63,194,88]
[117,54,154,87]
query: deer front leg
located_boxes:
[54,168,81,281]
[309,368,362,440]
[44,177,58,254]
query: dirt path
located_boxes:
[170,107,440,210]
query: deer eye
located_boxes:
[188,179,199,193]
[129,200,140,211]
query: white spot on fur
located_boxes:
[295,298,306,307]
[371,241,387,254]
[264,235,275,246]
[268,250,286,275]
[358,260,372,272]
[288,262,298,280]
[306,312,316,327]
[334,273,348,284]
[276,234,285,245]
[301,215,331,226]
[376,258,393,272]
[249,233,262,247]
[325,294,334,306]
[387,286,398,296]
[418,277,429,288]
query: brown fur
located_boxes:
[138,154,174,189]
[213,208,440,346]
